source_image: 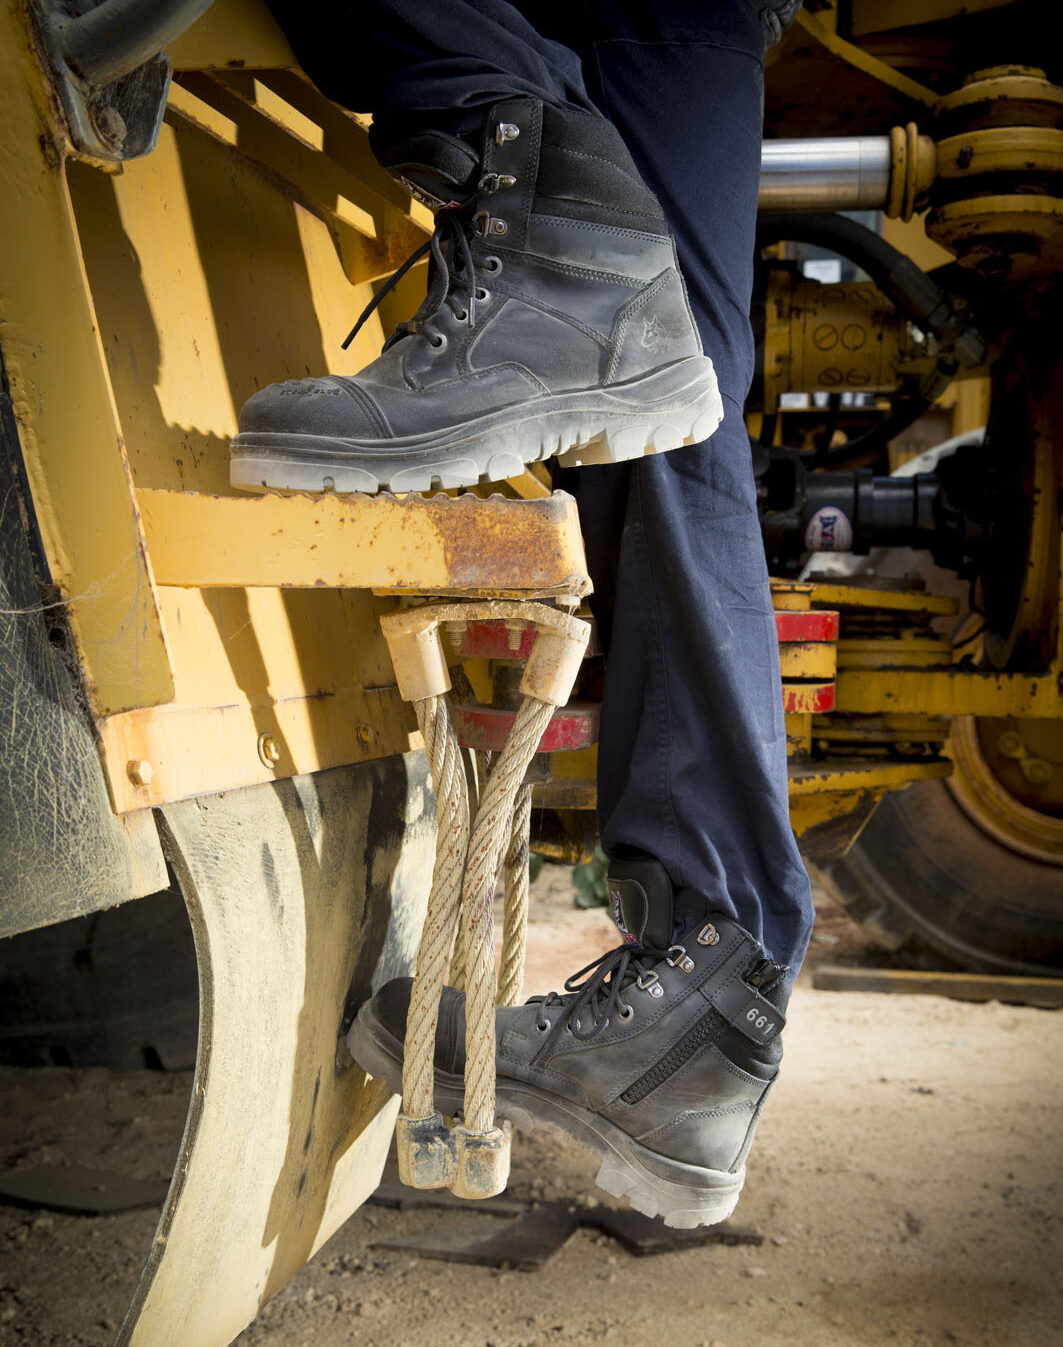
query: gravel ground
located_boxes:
[1,871,1060,1347]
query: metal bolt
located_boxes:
[257,732,281,768]
[1020,757,1053,786]
[90,103,127,152]
[997,730,1025,759]
[126,759,154,787]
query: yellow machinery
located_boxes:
[0,1,1060,1342]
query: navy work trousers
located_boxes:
[267,0,815,970]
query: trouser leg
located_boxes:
[264,0,596,150]
[546,5,814,969]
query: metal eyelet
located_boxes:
[495,122,520,144]
[429,333,447,350]
[454,308,468,322]
[636,970,664,999]
[475,287,490,302]
[618,1003,634,1021]
[477,172,517,194]
[483,256,503,274]
[535,1017,551,1033]
[473,212,509,238]
[666,945,695,974]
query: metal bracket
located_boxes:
[28,0,215,162]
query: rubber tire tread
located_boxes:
[0,887,198,1070]
[825,778,1063,976]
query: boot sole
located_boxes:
[230,357,722,494]
[347,1000,744,1230]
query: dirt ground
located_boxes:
[1,869,1061,1347]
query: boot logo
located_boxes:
[610,885,637,943]
[640,313,686,353]
[696,922,721,946]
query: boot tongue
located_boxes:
[376,130,480,211]
[606,859,675,949]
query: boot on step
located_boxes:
[231,98,721,494]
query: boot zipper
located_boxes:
[619,1008,726,1105]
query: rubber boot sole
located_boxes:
[230,357,722,494]
[347,998,744,1230]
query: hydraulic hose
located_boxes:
[756,213,984,369]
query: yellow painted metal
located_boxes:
[813,712,952,747]
[762,275,913,409]
[935,127,1063,181]
[933,65,1063,130]
[785,712,812,755]
[789,757,952,797]
[809,581,957,616]
[837,635,954,670]
[168,0,298,69]
[789,8,938,112]
[885,122,937,220]
[930,194,1063,254]
[849,0,1012,36]
[835,668,1062,719]
[770,579,814,611]
[0,2,173,715]
[136,488,590,597]
[167,72,429,285]
[98,585,416,814]
[947,717,1063,864]
[778,642,837,679]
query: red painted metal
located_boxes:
[446,619,537,660]
[781,682,836,714]
[775,610,839,643]
[452,702,600,752]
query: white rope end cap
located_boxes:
[395,1112,456,1190]
[449,1120,512,1200]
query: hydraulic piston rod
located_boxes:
[759,137,892,212]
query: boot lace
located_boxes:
[529,941,673,1045]
[341,198,488,354]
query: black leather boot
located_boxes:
[231,98,721,494]
[348,858,788,1228]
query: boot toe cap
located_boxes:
[370,977,469,1076]
[238,376,386,440]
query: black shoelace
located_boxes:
[341,200,482,354]
[530,941,673,1046]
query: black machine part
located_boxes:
[756,441,987,574]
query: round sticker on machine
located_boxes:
[804,506,854,553]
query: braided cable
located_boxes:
[497,783,532,1007]
[462,695,555,1132]
[401,693,470,1121]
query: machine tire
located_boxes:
[0,886,198,1070]
[826,777,1063,976]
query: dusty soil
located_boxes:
[1,870,1061,1347]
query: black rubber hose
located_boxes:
[756,212,954,336]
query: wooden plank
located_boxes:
[812,965,1063,1009]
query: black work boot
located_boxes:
[348,858,788,1228]
[231,99,721,494]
